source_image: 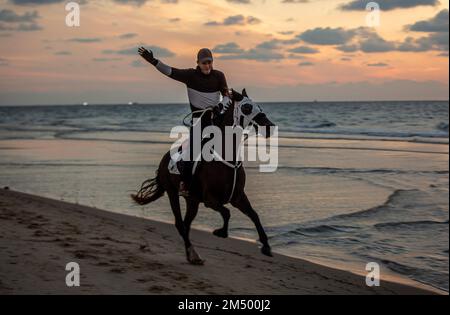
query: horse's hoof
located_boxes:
[213,228,228,238]
[186,246,205,265]
[261,245,273,257]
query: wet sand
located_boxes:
[0,189,441,295]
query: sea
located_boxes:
[0,101,448,292]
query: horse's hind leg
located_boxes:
[168,192,204,265]
[211,205,230,238]
[231,193,272,257]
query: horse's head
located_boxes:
[229,88,276,138]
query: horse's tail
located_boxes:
[131,170,165,205]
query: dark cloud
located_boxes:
[68,37,103,43]
[205,15,261,26]
[298,61,315,66]
[0,22,42,31]
[288,45,319,54]
[213,42,245,54]
[111,0,178,6]
[0,8,41,32]
[359,33,397,52]
[112,0,148,5]
[103,45,176,58]
[92,57,123,62]
[282,0,310,3]
[407,9,448,33]
[298,27,356,45]
[367,62,389,67]
[340,0,440,11]
[336,44,359,52]
[118,33,138,39]
[9,0,67,4]
[54,51,72,56]
[0,9,38,22]
[402,10,449,52]
[226,0,251,4]
[213,41,283,61]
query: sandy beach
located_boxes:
[0,188,441,295]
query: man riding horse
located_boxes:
[136,46,276,264]
[138,47,232,197]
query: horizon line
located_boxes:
[0,99,449,107]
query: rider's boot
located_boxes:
[178,160,194,197]
[179,181,189,197]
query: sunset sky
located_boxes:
[0,0,448,105]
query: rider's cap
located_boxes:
[197,48,213,63]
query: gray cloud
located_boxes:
[288,45,319,54]
[205,14,261,26]
[0,9,38,22]
[112,0,148,5]
[118,33,138,39]
[407,9,448,33]
[359,33,397,52]
[9,0,67,4]
[213,42,245,54]
[282,0,309,3]
[103,45,176,58]
[213,42,283,61]
[0,21,42,31]
[226,0,251,4]
[0,8,41,32]
[340,0,440,11]
[111,0,178,5]
[54,51,72,56]
[298,27,356,45]
[298,61,315,66]
[68,37,103,43]
[367,62,389,67]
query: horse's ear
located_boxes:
[232,88,244,102]
[242,88,248,98]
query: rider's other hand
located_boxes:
[220,96,232,113]
[138,47,156,63]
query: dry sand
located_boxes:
[0,189,441,295]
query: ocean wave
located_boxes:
[374,220,449,230]
[269,166,449,176]
[328,189,419,220]
[437,122,449,133]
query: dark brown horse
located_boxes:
[132,89,276,265]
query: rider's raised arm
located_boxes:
[138,47,193,84]
[153,59,193,84]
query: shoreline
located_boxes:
[0,189,444,295]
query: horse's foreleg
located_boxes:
[184,198,200,237]
[232,193,272,257]
[211,205,230,238]
[168,193,203,265]
[183,197,204,265]
[168,192,190,248]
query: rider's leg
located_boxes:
[178,126,195,196]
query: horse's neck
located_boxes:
[215,101,241,163]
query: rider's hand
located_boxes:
[138,47,157,65]
[219,96,232,113]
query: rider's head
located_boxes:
[197,48,213,75]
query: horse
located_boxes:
[131,88,276,265]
